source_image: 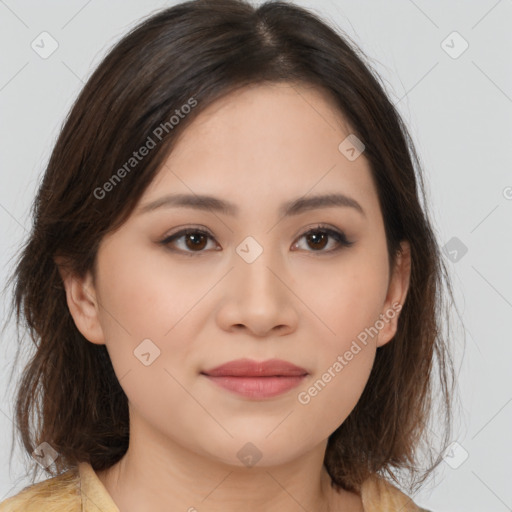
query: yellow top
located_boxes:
[0,462,431,511]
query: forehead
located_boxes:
[174,81,353,150]
[143,82,379,219]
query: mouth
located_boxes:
[201,357,309,378]
[201,374,308,399]
[200,358,309,399]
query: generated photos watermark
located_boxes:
[93,97,197,200]
[297,301,402,405]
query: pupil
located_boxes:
[308,232,327,250]
[187,234,206,250]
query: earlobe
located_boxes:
[376,241,411,348]
[55,258,106,345]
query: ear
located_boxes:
[376,240,411,348]
[55,257,106,345]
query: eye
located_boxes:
[292,224,355,253]
[159,224,355,256]
[159,227,218,255]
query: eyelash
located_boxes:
[158,223,355,256]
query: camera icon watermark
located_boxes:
[134,338,161,366]
[442,236,468,263]
[338,134,365,161]
[236,442,263,468]
[442,441,469,469]
[31,441,59,469]
[441,31,469,59]
[236,236,263,264]
[31,31,59,59]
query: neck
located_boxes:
[96,417,345,512]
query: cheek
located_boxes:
[92,246,197,424]
[93,240,215,394]
[293,246,388,416]
[292,306,378,446]
[295,253,389,350]
[95,240,211,342]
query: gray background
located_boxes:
[1,1,511,511]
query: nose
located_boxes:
[216,246,299,338]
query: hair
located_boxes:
[3,0,462,497]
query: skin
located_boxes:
[59,82,411,512]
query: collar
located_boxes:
[78,462,120,512]
[77,461,424,512]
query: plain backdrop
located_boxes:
[0,1,511,511]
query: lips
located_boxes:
[201,358,309,399]
[201,358,308,377]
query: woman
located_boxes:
[0,0,457,510]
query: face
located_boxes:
[62,82,410,468]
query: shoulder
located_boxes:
[0,466,80,512]
[360,473,433,512]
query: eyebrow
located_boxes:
[137,192,366,218]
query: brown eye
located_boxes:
[183,232,208,251]
[293,226,354,253]
[305,231,329,251]
[160,228,217,255]
[160,225,354,256]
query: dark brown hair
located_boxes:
[3,0,461,496]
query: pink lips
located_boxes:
[201,358,308,399]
